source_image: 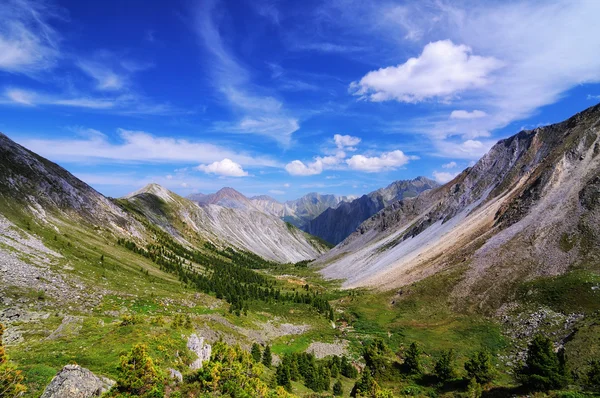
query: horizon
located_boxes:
[1,0,600,201]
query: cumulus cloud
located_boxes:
[197,158,249,177]
[432,170,459,183]
[334,134,361,149]
[450,110,487,119]
[346,150,415,172]
[350,40,502,103]
[442,161,457,169]
[285,159,323,176]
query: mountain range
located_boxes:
[0,133,328,264]
[318,103,600,311]
[187,189,356,230]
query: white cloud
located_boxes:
[285,159,323,176]
[77,60,125,91]
[442,161,457,169]
[432,171,459,183]
[450,110,487,119]
[2,87,179,114]
[435,139,494,159]
[0,0,61,76]
[15,128,278,167]
[4,88,114,109]
[283,183,290,188]
[588,94,600,100]
[346,150,415,172]
[350,40,502,103]
[334,134,361,149]
[197,158,249,177]
[193,2,298,146]
[269,189,285,195]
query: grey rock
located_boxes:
[187,334,212,370]
[41,364,114,398]
[168,368,183,383]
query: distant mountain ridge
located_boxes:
[306,177,439,245]
[187,189,356,229]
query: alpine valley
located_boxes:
[1,104,600,398]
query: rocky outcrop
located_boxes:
[41,365,114,398]
[307,177,438,245]
[187,334,212,370]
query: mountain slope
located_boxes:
[318,104,600,310]
[0,133,326,264]
[306,177,438,245]
[124,184,327,263]
[0,133,139,235]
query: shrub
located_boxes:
[587,359,600,392]
[0,323,27,397]
[120,314,140,326]
[333,379,343,396]
[110,343,164,397]
[516,335,569,391]
[464,349,494,384]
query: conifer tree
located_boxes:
[465,349,494,384]
[262,345,272,367]
[516,335,569,391]
[434,349,456,382]
[251,343,262,363]
[403,342,422,375]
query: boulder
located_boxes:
[187,334,211,370]
[168,368,183,383]
[41,364,114,398]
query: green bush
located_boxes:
[109,343,164,397]
[587,359,600,392]
[0,323,27,397]
[333,379,343,396]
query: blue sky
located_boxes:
[1,0,599,201]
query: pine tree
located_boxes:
[465,349,494,384]
[276,362,292,392]
[333,379,343,396]
[517,335,569,391]
[434,349,456,382]
[351,367,380,397]
[262,345,272,367]
[403,342,422,374]
[251,343,262,363]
